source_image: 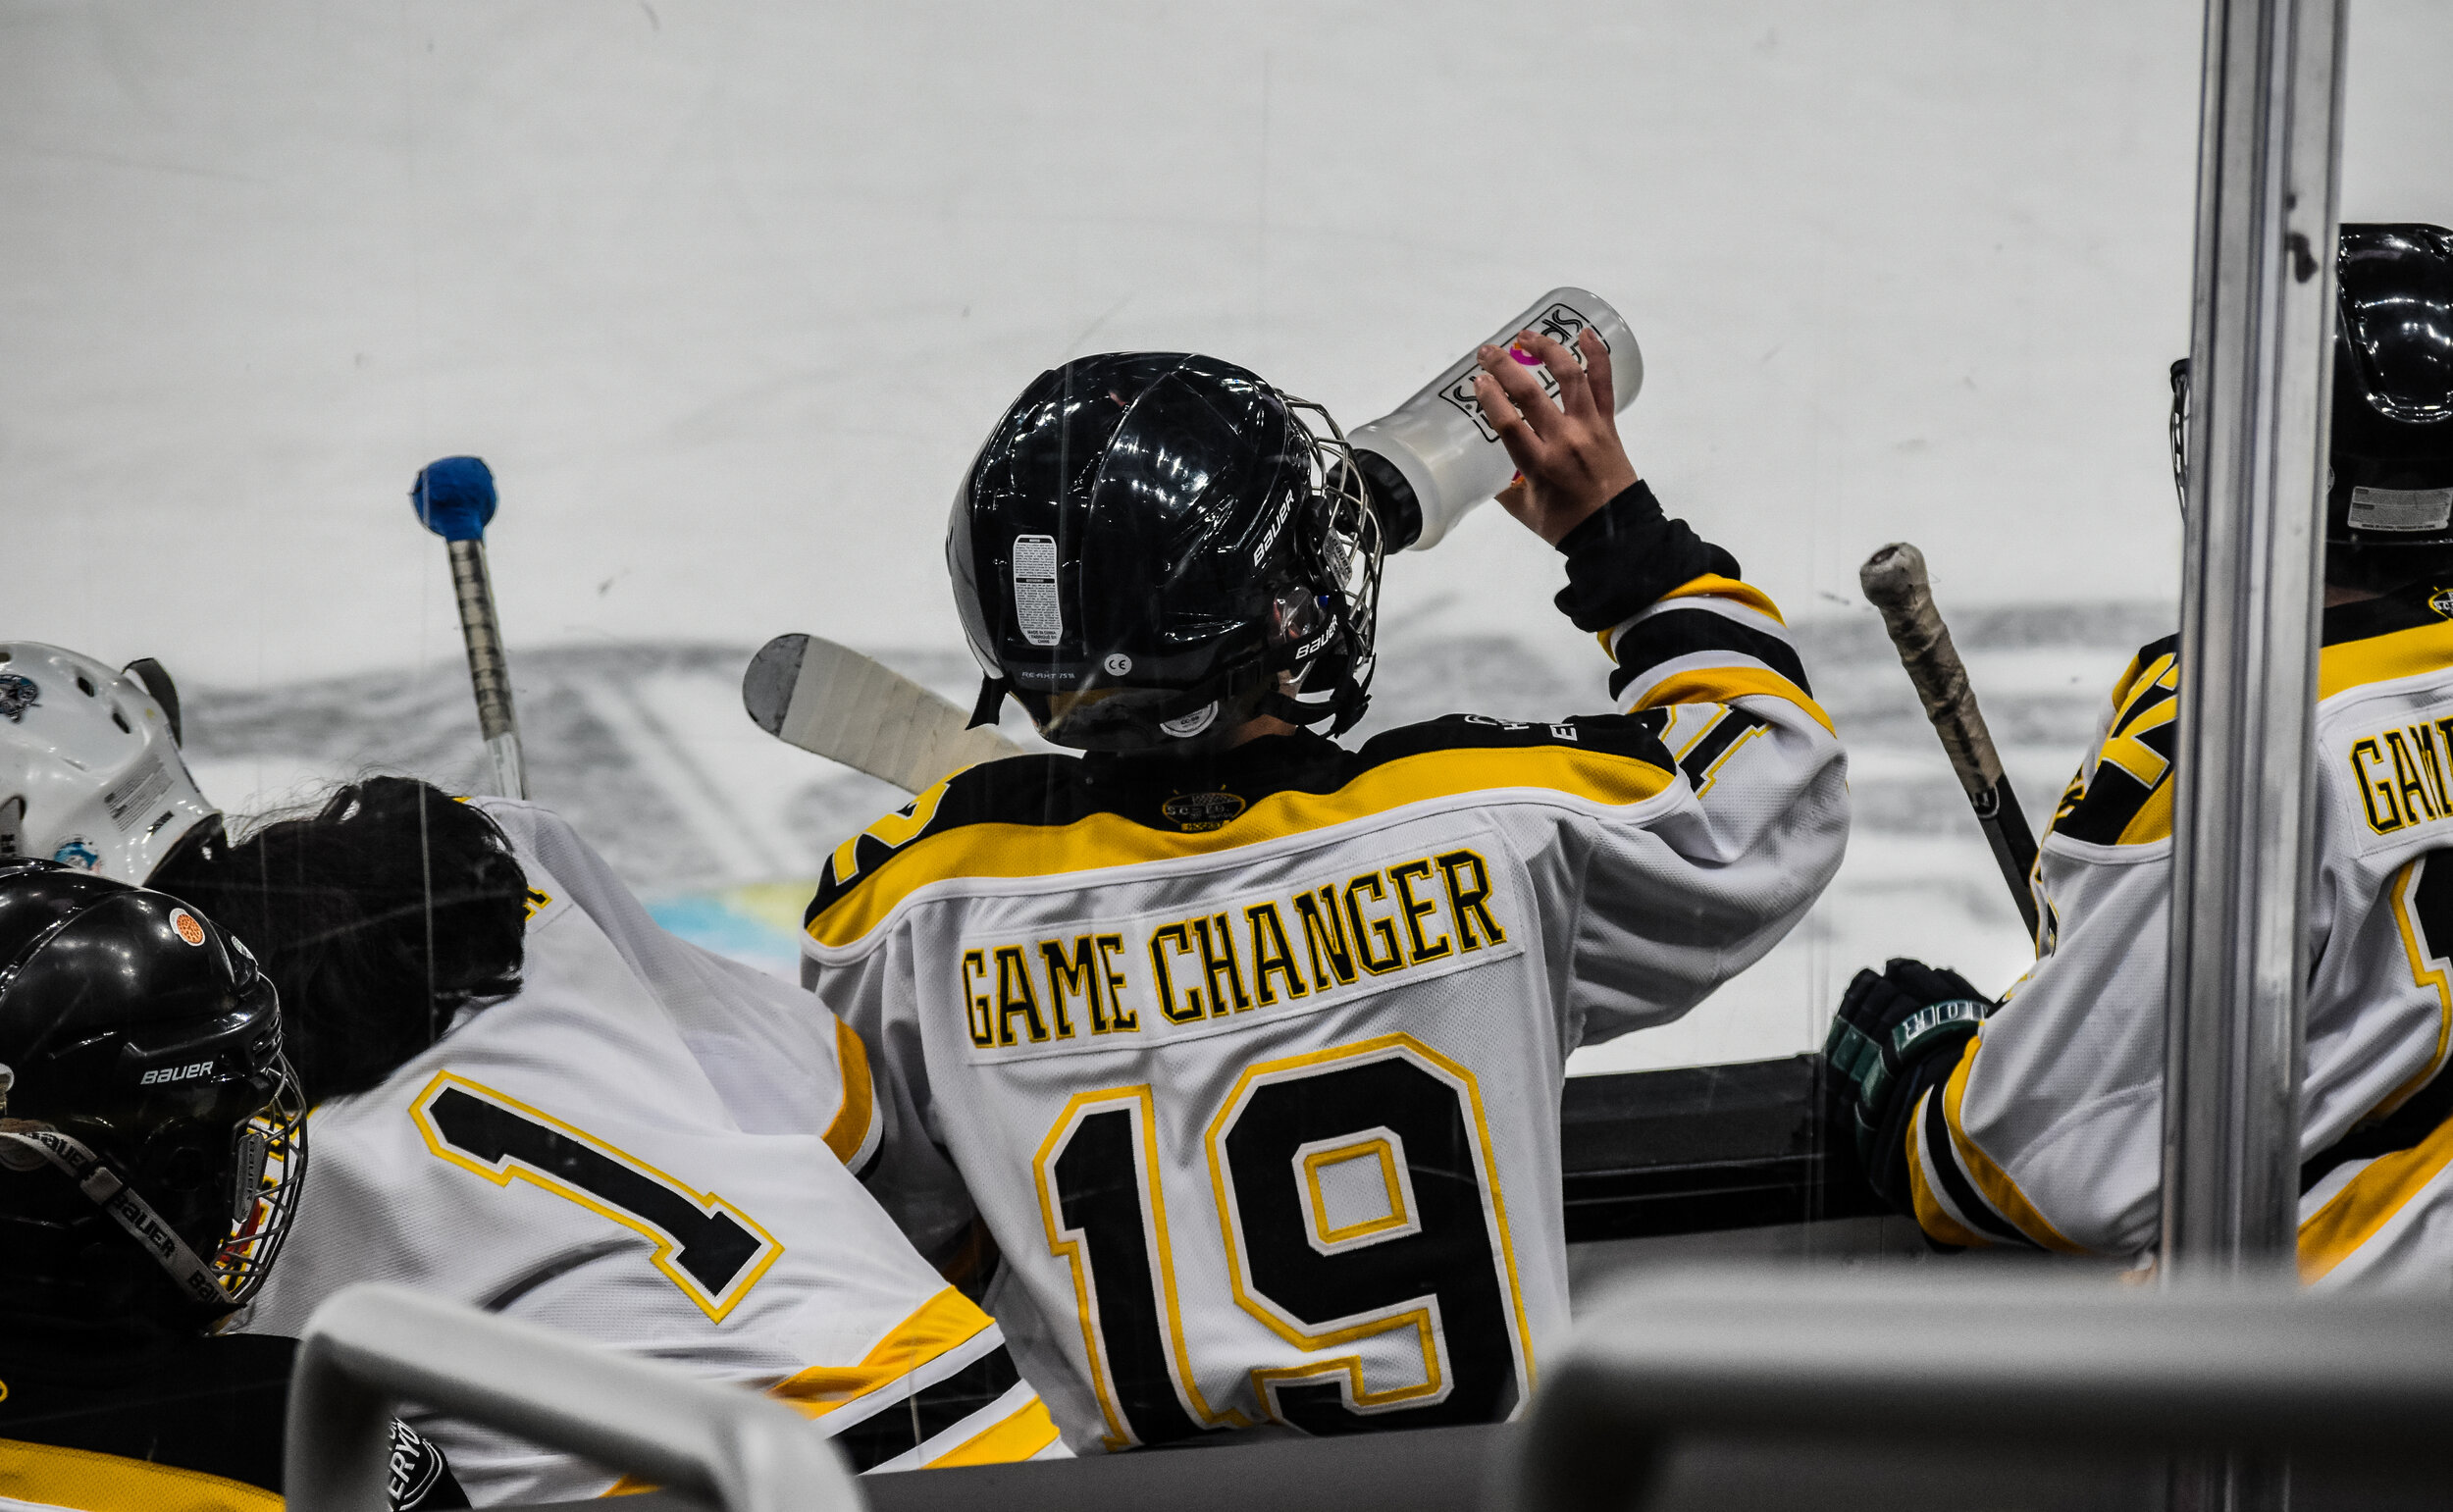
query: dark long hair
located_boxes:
[149,777,529,1102]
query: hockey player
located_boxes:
[0,859,463,1511]
[0,648,1066,1501]
[1828,224,2453,1283]
[804,332,1850,1449]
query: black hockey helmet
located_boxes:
[0,860,305,1322]
[2170,223,2453,583]
[948,352,1382,752]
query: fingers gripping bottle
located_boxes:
[1346,287,1642,550]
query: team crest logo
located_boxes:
[2431,588,2453,620]
[1161,791,1245,832]
[51,838,99,870]
[0,674,37,723]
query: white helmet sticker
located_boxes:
[1012,535,1062,648]
[2349,485,2453,533]
[1103,652,1132,676]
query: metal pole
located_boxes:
[2166,2,2344,1505]
[2164,0,2344,1280]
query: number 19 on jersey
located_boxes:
[1032,1034,1535,1447]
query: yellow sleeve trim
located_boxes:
[0,1437,281,1512]
[1654,573,1786,625]
[1905,1093,1992,1249]
[809,744,1674,948]
[2103,648,2159,712]
[1627,667,1835,738]
[2319,619,2453,702]
[2298,1111,2453,1281]
[819,1017,876,1169]
[1938,1040,2090,1255]
[2114,774,2175,847]
[768,1286,996,1419]
[926,1396,1064,1467]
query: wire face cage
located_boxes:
[1279,391,1383,731]
[213,1058,308,1308]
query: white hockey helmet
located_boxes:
[0,643,220,884]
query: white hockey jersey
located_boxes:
[240,800,1063,1503]
[803,568,1848,1452]
[1908,585,2453,1284]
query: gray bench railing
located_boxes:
[284,1282,864,1512]
[1516,1269,2453,1512]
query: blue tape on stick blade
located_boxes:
[412,456,497,542]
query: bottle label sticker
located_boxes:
[1436,303,1595,443]
[1013,534,1063,647]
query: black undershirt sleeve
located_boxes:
[1551,481,1743,633]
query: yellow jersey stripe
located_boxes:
[768,1286,998,1418]
[1627,666,1836,737]
[820,1018,877,1169]
[1654,572,1786,625]
[0,1438,281,1512]
[809,744,1677,949]
[1939,1041,2090,1255]
[1905,1098,1993,1249]
[2114,774,2175,846]
[925,1395,1065,1468]
[2298,1112,2453,1281]
[2318,618,2453,702]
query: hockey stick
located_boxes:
[1859,543,2040,935]
[743,634,1023,795]
[412,457,529,800]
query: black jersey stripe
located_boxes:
[1605,606,1812,703]
[823,1342,1024,1471]
[2303,1060,2453,1193]
[2322,585,2452,647]
[1919,1085,2039,1248]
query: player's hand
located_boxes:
[1473,327,1639,546]
[1823,958,1995,1215]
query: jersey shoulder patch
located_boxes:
[2052,633,2179,848]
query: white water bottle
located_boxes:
[1347,287,1642,550]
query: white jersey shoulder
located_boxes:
[239,799,1063,1501]
[1911,592,2453,1284]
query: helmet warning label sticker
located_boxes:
[1013,534,1063,648]
[2350,486,2453,533]
[103,756,171,832]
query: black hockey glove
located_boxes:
[1824,958,1995,1214]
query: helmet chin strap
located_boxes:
[0,1127,232,1312]
[1262,657,1374,738]
[966,675,1011,731]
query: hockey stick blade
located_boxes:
[1859,542,2041,938]
[744,634,1024,795]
